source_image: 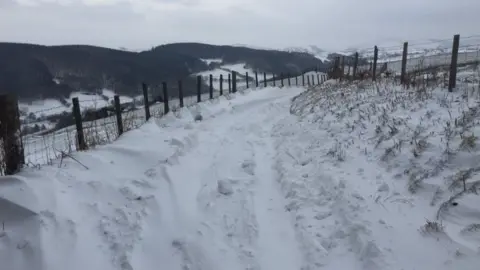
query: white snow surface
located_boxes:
[1,86,307,270]
[3,75,480,270]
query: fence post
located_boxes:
[401,42,408,85]
[307,75,311,86]
[373,46,378,81]
[232,71,237,93]
[295,74,298,86]
[114,95,124,136]
[246,72,249,89]
[263,73,267,87]
[302,73,305,86]
[72,97,87,151]
[353,52,359,78]
[0,94,24,175]
[228,73,232,93]
[220,74,223,96]
[317,73,320,85]
[209,74,213,99]
[281,73,284,87]
[341,56,346,80]
[449,34,460,92]
[334,57,341,79]
[197,75,202,102]
[142,82,151,120]
[178,80,184,108]
[162,82,169,114]
[288,74,291,86]
[255,71,259,87]
[272,74,276,86]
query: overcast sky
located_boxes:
[1,0,479,51]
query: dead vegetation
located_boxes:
[291,63,480,234]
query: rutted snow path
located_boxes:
[157,90,306,270]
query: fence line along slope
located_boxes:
[1,69,326,173]
[330,34,480,85]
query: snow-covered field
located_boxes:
[194,62,273,90]
[4,67,479,270]
[19,89,136,120]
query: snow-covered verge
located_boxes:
[281,72,480,269]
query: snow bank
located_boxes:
[280,72,480,269]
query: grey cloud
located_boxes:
[0,0,479,51]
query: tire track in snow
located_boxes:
[248,118,304,270]
[157,90,306,270]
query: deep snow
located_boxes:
[2,73,480,270]
[1,86,310,270]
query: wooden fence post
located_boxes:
[197,75,202,102]
[228,73,232,93]
[341,56,346,80]
[288,74,291,86]
[263,73,267,87]
[114,95,123,136]
[142,82,151,120]
[72,97,87,151]
[449,34,460,92]
[232,71,237,93]
[255,72,259,87]
[220,74,223,96]
[307,75,311,86]
[281,73,284,87]
[209,74,213,99]
[295,74,298,86]
[178,80,184,108]
[0,94,24,175]
[302,73,305,86]
[272,74,276,86]
[401,42,408,85]
[246,72,249,89]
[334,57,340,79]
[353,52,359,78]
[373,45,378,81]
[162,82,169,114]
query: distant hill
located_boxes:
[0,42,326,101]
[0,42,207,101]
[156,43,326,75]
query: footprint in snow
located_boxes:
[241,160,256,176]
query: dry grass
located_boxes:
[291,63,480,234]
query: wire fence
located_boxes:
[1,69,327,173]
[335,34,480,81]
